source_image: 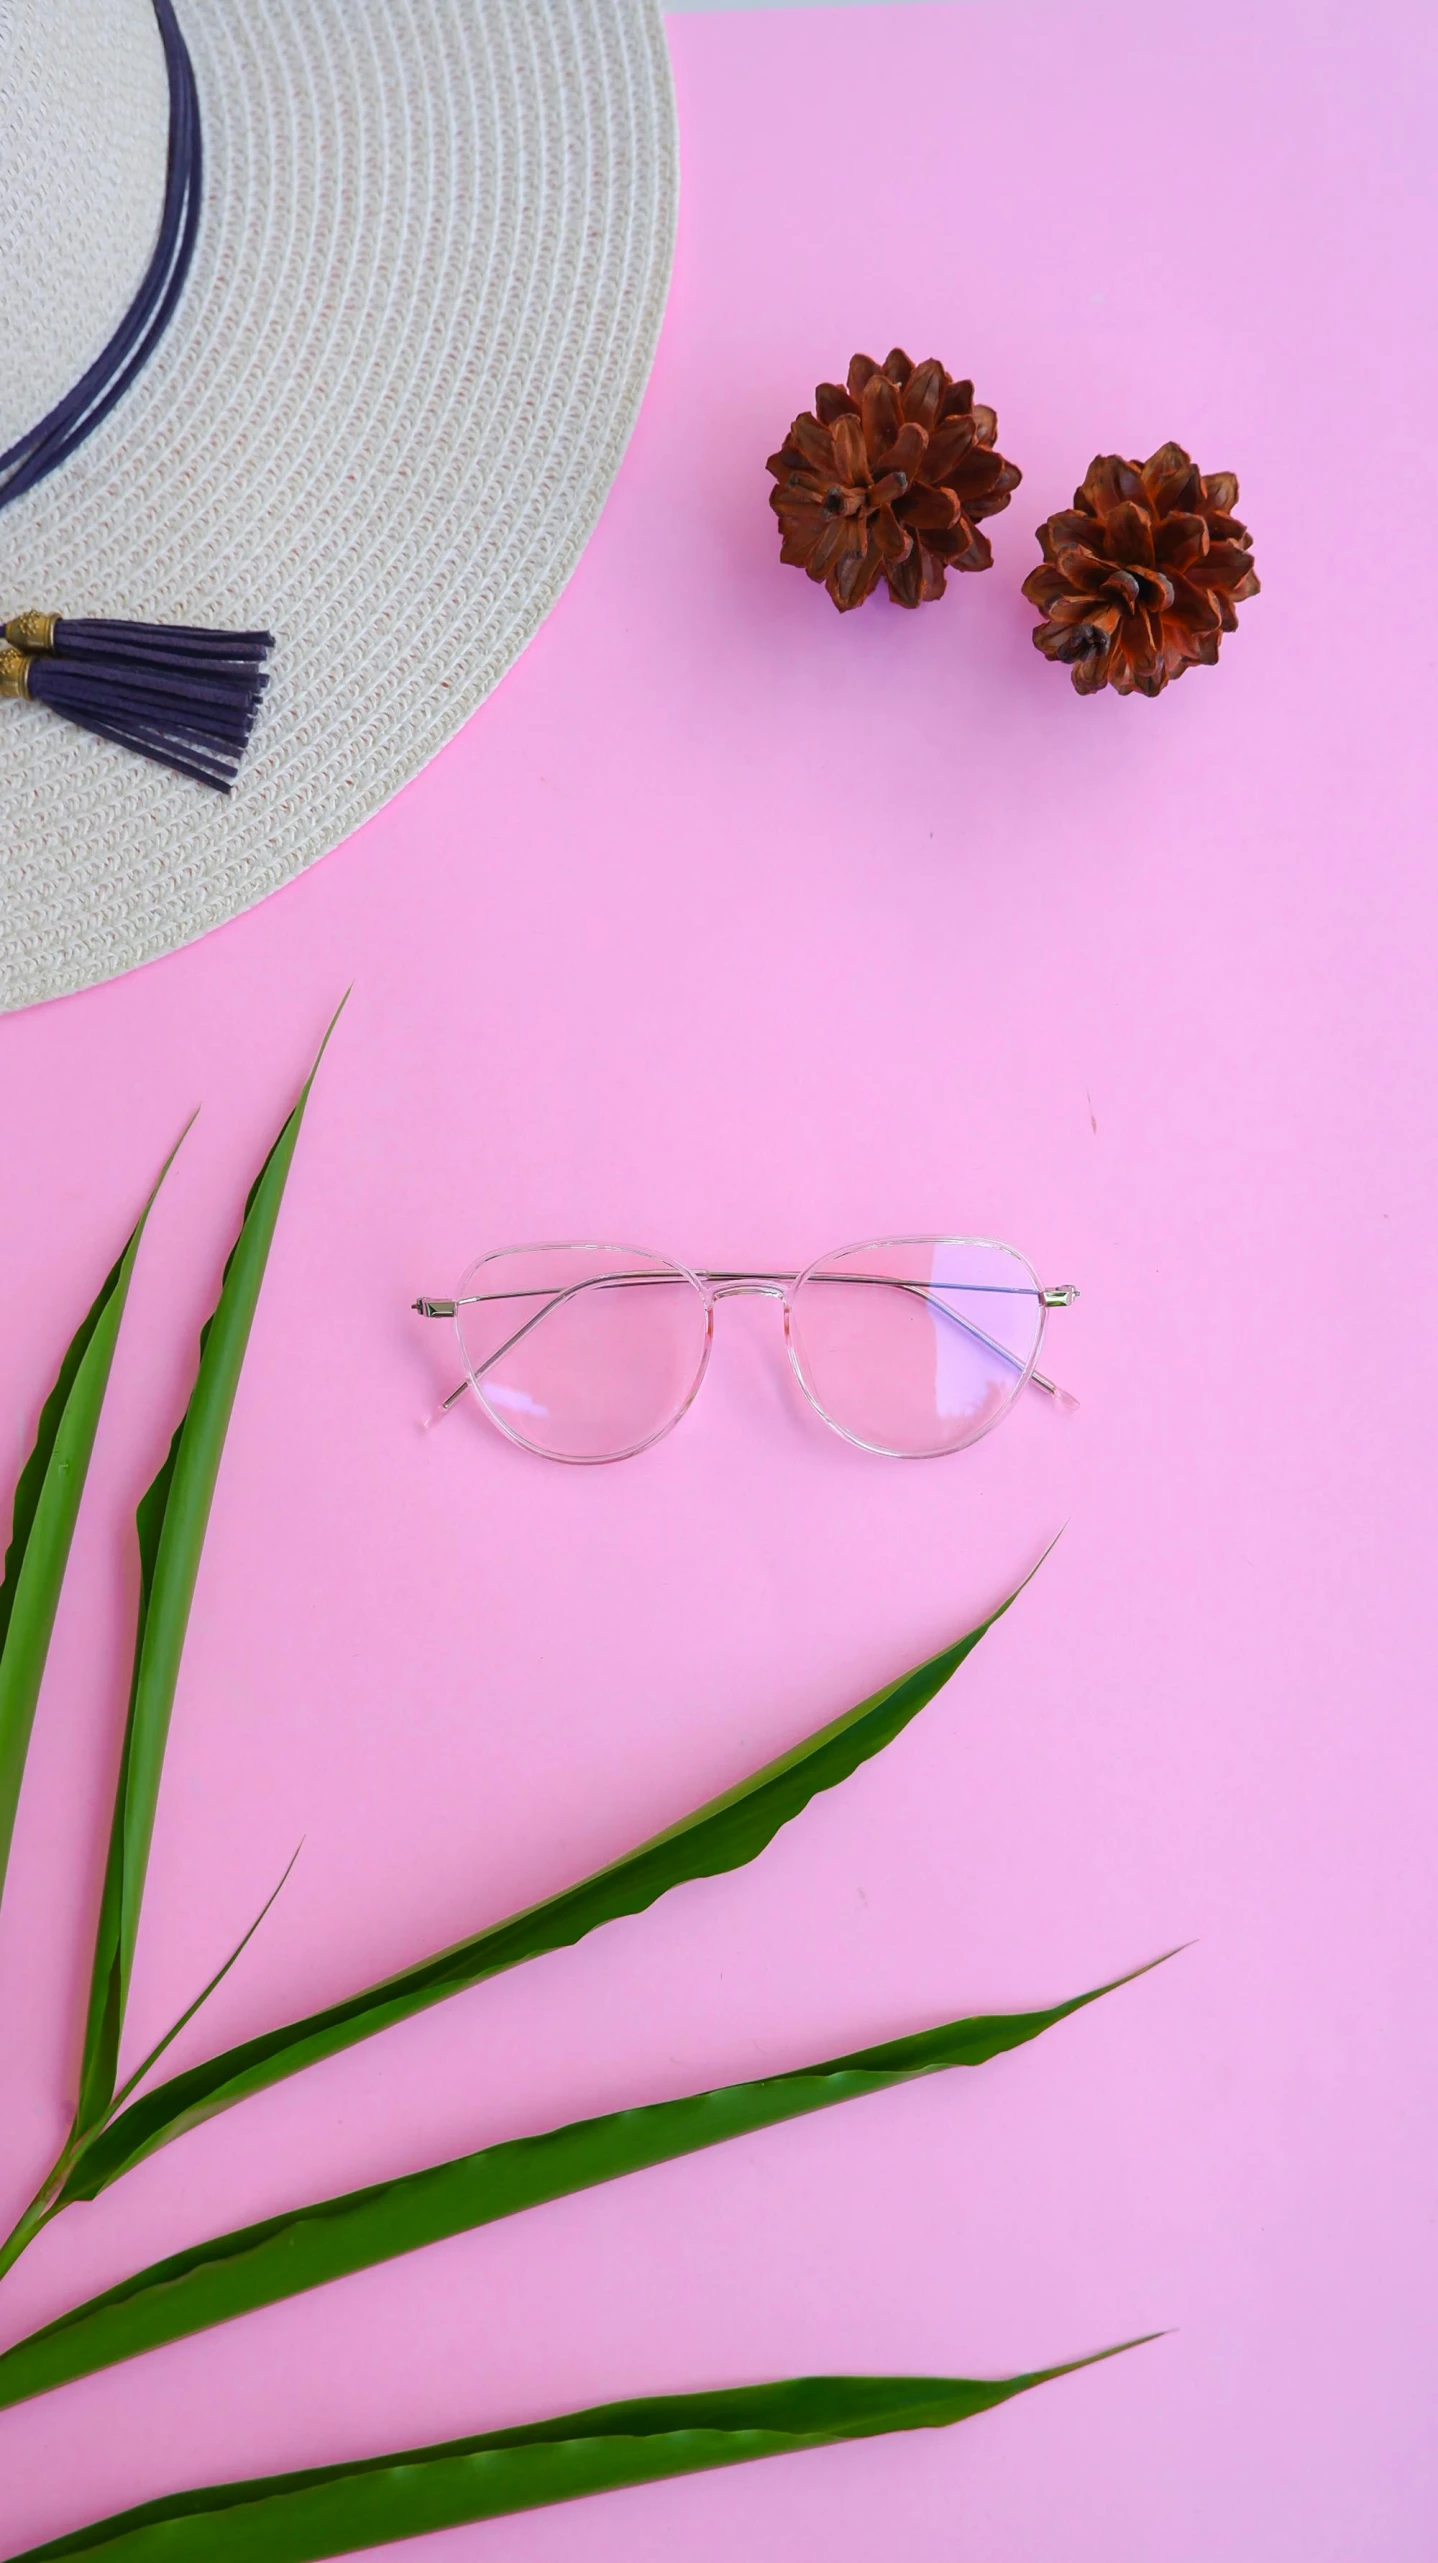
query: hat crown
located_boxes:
[0,0,168,451]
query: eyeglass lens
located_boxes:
[455,1245,708,1462]
[787,1236,1044,1457]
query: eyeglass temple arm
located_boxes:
[838,1279,1077,1407]
[413,1274,1078,1422]
[893,1277,1078,1406]
[415,1275,626,1416]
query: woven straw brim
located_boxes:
[0,0,677,1011]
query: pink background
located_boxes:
[1,1,1434,2553]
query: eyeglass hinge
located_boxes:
[413,1297,457,1318]
[1042,1284,1080,1308]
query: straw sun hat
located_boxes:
[0,0,677,1011]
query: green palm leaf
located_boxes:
[60,1559,1040,2206]
[0,1133,186,1917]
[9,2349,1155,2562]
[71,1006,344,2142]
[0,1960,1166,2411]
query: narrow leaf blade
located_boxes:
[0,1962,1167,2410]
[65,1564,1036,2199]
[8,2349,1154,2562]
[73,1009,343,2136]
[107,1844,303,2118]
[0,1139,185,1914]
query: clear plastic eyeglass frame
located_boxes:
[414,1235,1079,1466]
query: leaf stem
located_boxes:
[0,1862,307,2294]
[0,2155,71,2285]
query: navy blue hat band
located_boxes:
[0,0,201,514]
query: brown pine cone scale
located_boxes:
[767,349,1021,612]
[1023,445,1258,695]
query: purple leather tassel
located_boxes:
[0,14,275,792]
[1,614,273,791]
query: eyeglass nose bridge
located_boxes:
[704,1275,790,1304]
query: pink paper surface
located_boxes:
[1,1,1434,2553]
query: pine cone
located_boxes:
[1023,445,1259,695]
[766,350,1021,612]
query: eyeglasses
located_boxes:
[414,1236,1078,1465]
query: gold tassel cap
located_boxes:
[5,611,59,652]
